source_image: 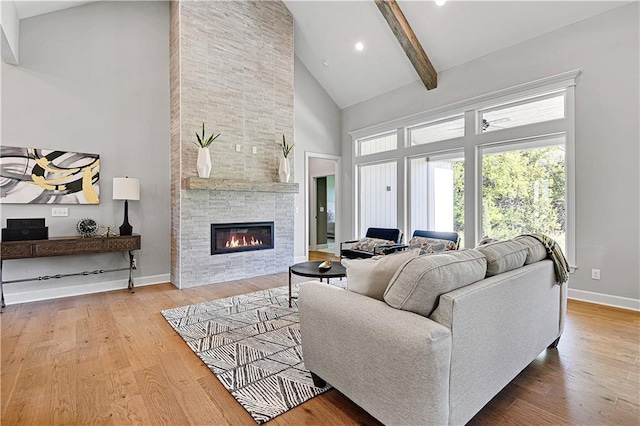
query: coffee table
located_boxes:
[288,261,346,307]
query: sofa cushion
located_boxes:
[351,237,392,252]
[476,239,527,277]
[408,236,457,255]
[514,235,547,264]
[343,249,419,300]
[383,250,487,317]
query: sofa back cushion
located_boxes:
[475,239,527,277]
[343,249,420,300]
[514,235,547,264]
[383,250,487,317]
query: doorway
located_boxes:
[306,153,341,259]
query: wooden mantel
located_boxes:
[183,178,299,194]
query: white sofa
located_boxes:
[299,239,567,425]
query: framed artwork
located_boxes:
[0,146,100,204]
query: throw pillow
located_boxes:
[383,249,487,317]
[475,239,528,277]
[408,236,457,255]
[514,235,547,264]
[351,237,392,252]
[343,249,420,300]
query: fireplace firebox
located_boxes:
[211,222,274,255]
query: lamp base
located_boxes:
[119,223,133,236]
[119,199,134,236]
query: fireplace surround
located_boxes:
[211,222,274,255]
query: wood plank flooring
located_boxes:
[1,254,638,425]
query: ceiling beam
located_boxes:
[374,0,437,90]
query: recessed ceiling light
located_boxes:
[355,42,364,51]
[435,0,447,6]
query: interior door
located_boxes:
[316,176,327,246]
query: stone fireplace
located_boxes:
[169,1,295,289]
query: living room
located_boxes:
[1,0,638,424]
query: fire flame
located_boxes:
[225,235,263,248]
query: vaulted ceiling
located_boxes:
[284,0,629,108]
[9,0,631,109]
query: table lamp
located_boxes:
[112,177,140,236]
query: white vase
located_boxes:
[197,147,212,178]
[278,157,291,183]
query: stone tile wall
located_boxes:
[170,1,295,288]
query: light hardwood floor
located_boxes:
[1,254,638,425]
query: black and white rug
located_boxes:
[161,284,334,424]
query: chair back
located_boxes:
[365,227,403,244]
[412,230,460,247]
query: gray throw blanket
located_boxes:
[524,234,570,284]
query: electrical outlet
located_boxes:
[591,269,600,280]
[132,258,137,269]
[252,146,258,154]
[51,207,68,217]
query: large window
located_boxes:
[358,132,397,156]
[350,71,577,266]
[357,161,397,236]
[409,115,464,146]
[479,92,565,133]
[409,153,464,246]
[481,138,566,252]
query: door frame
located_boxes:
[305,152,341,259]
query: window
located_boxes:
[409,153,464,246]
[357,161,397,236]
[408,115,464,146]
[479,92,565,133]
[481,138,566,252]
[358,132,397,156]
[350,70,577,264]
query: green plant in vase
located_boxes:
[194,122,220,178]
[278,135,294,182]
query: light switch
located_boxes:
[235,144,242,152]
[320,206,325,212]
[52,207,68,217]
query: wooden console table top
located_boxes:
[0,234,141,260]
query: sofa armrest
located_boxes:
[429,260,563,425]
[299,283,452,426]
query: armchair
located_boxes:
[340,227,403,259]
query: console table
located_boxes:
[0,234,141,310]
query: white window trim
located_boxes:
[351,70,580,270]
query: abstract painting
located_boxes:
[0,146,100,204]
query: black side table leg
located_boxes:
[128,251,135,293]
[288,267,292,307]
[1,260,4,312]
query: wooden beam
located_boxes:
[374,0,437,90]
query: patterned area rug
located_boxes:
[161,284,335,424]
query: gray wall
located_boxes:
[293,56,341,260]
[341,4,639,305]
[1,1,171,304]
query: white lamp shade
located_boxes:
[113,177,140,201]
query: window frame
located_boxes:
[349,70,578,269]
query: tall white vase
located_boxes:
[278,157,291,183]
[197,147,212,178]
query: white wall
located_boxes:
[1,1,171,304]
[293,55,341,260]
[341,4,639,307]
[0,0,20,64]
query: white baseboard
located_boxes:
[4,273,171,306]
[294,255,307,263]
[568,288,640,311]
